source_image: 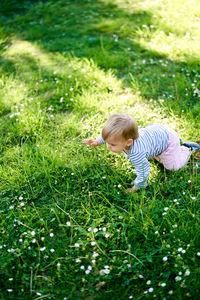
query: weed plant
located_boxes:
[0,0,200,299]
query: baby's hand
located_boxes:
[127,185,139,193]
[83,138,101,146]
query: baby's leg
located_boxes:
[155,127,190,171]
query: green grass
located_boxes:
[0,0,200,299]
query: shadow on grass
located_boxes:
[0,0,199,121]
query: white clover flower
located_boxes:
[139,274,143,278]
[88,227,92,232]
[185,270,190,276]
[66,222,71,226]
[41,237,45,241]
[32,239,36,243]
[20,202,25,207]
[74,243,80,248]
[102,227,106,232]
[92,252,99,258]
[175,276,182,281]
[182,249,186,254]
[80,265,85,269]
[93,228,98,233]
[105,233,110,238]
[49,233,54,237]
[91,241,96,246]
[104,269,110,274]
[40,247,46,251]
[146,280,151,285]
[148,288,154,292]
[31,231,35,236]
[163,256,168,261]
[161,283,166,287]
[19,196,23,200]
[178,271,182,276]
[118,184,121,188]
[50,249,55,253]
[172,224,178,228]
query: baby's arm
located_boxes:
[83,138,101,146]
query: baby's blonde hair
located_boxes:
[102,114,139,141]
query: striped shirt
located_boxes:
[98,124,169,188]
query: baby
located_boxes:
[83,114,200,192]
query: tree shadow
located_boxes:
[1,0,199,122]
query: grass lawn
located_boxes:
[0,0,200,299]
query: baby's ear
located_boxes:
[127,139,133,146]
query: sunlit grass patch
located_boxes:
[0,0,200,299]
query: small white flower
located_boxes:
[197,252,200,256]
[50,249,55,253]
[162,212,167,216]
[31,231,35,236]
[19,196,23,200]
[164,207,169,211]
[88,265,92,271]
[92,252,99,258]
[127,264,131,268]
[148,288,154,292]
[93,228,98,233]
[9,206,14,210]
[80,265,85,269]
[32,239,36,243]
[40,247,46,251]
[70,88,74,91]
[36,292,42,296]
[175,276,182,281]
[7,289,13,292]
[91,260,96,264]
[155,231,159,234]
[146,280,151,285]
[20,202,25,207]
[102,227,106,232]
[75,258,81,263]
[105,233,110,238]
[74,243,80,248]
[66,222,71,226]
[139,274,143,278]
[178,248,183,252]
[57,263,61,267]
[88,227,92,232]
[104,265,109,269]
[49,233,54,237]
[161,283,166,287]
[182,249,186,253]
[168,290,173,295]
[104,269,110,274]
[91,241,96,246]
[9,278,13,281]
[185,270,190,276]
[19,239,23,242]
[85,270,90,274]
[163,256,168,261]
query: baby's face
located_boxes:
[105,134,132,153]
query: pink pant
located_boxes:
[155,126,190,170]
